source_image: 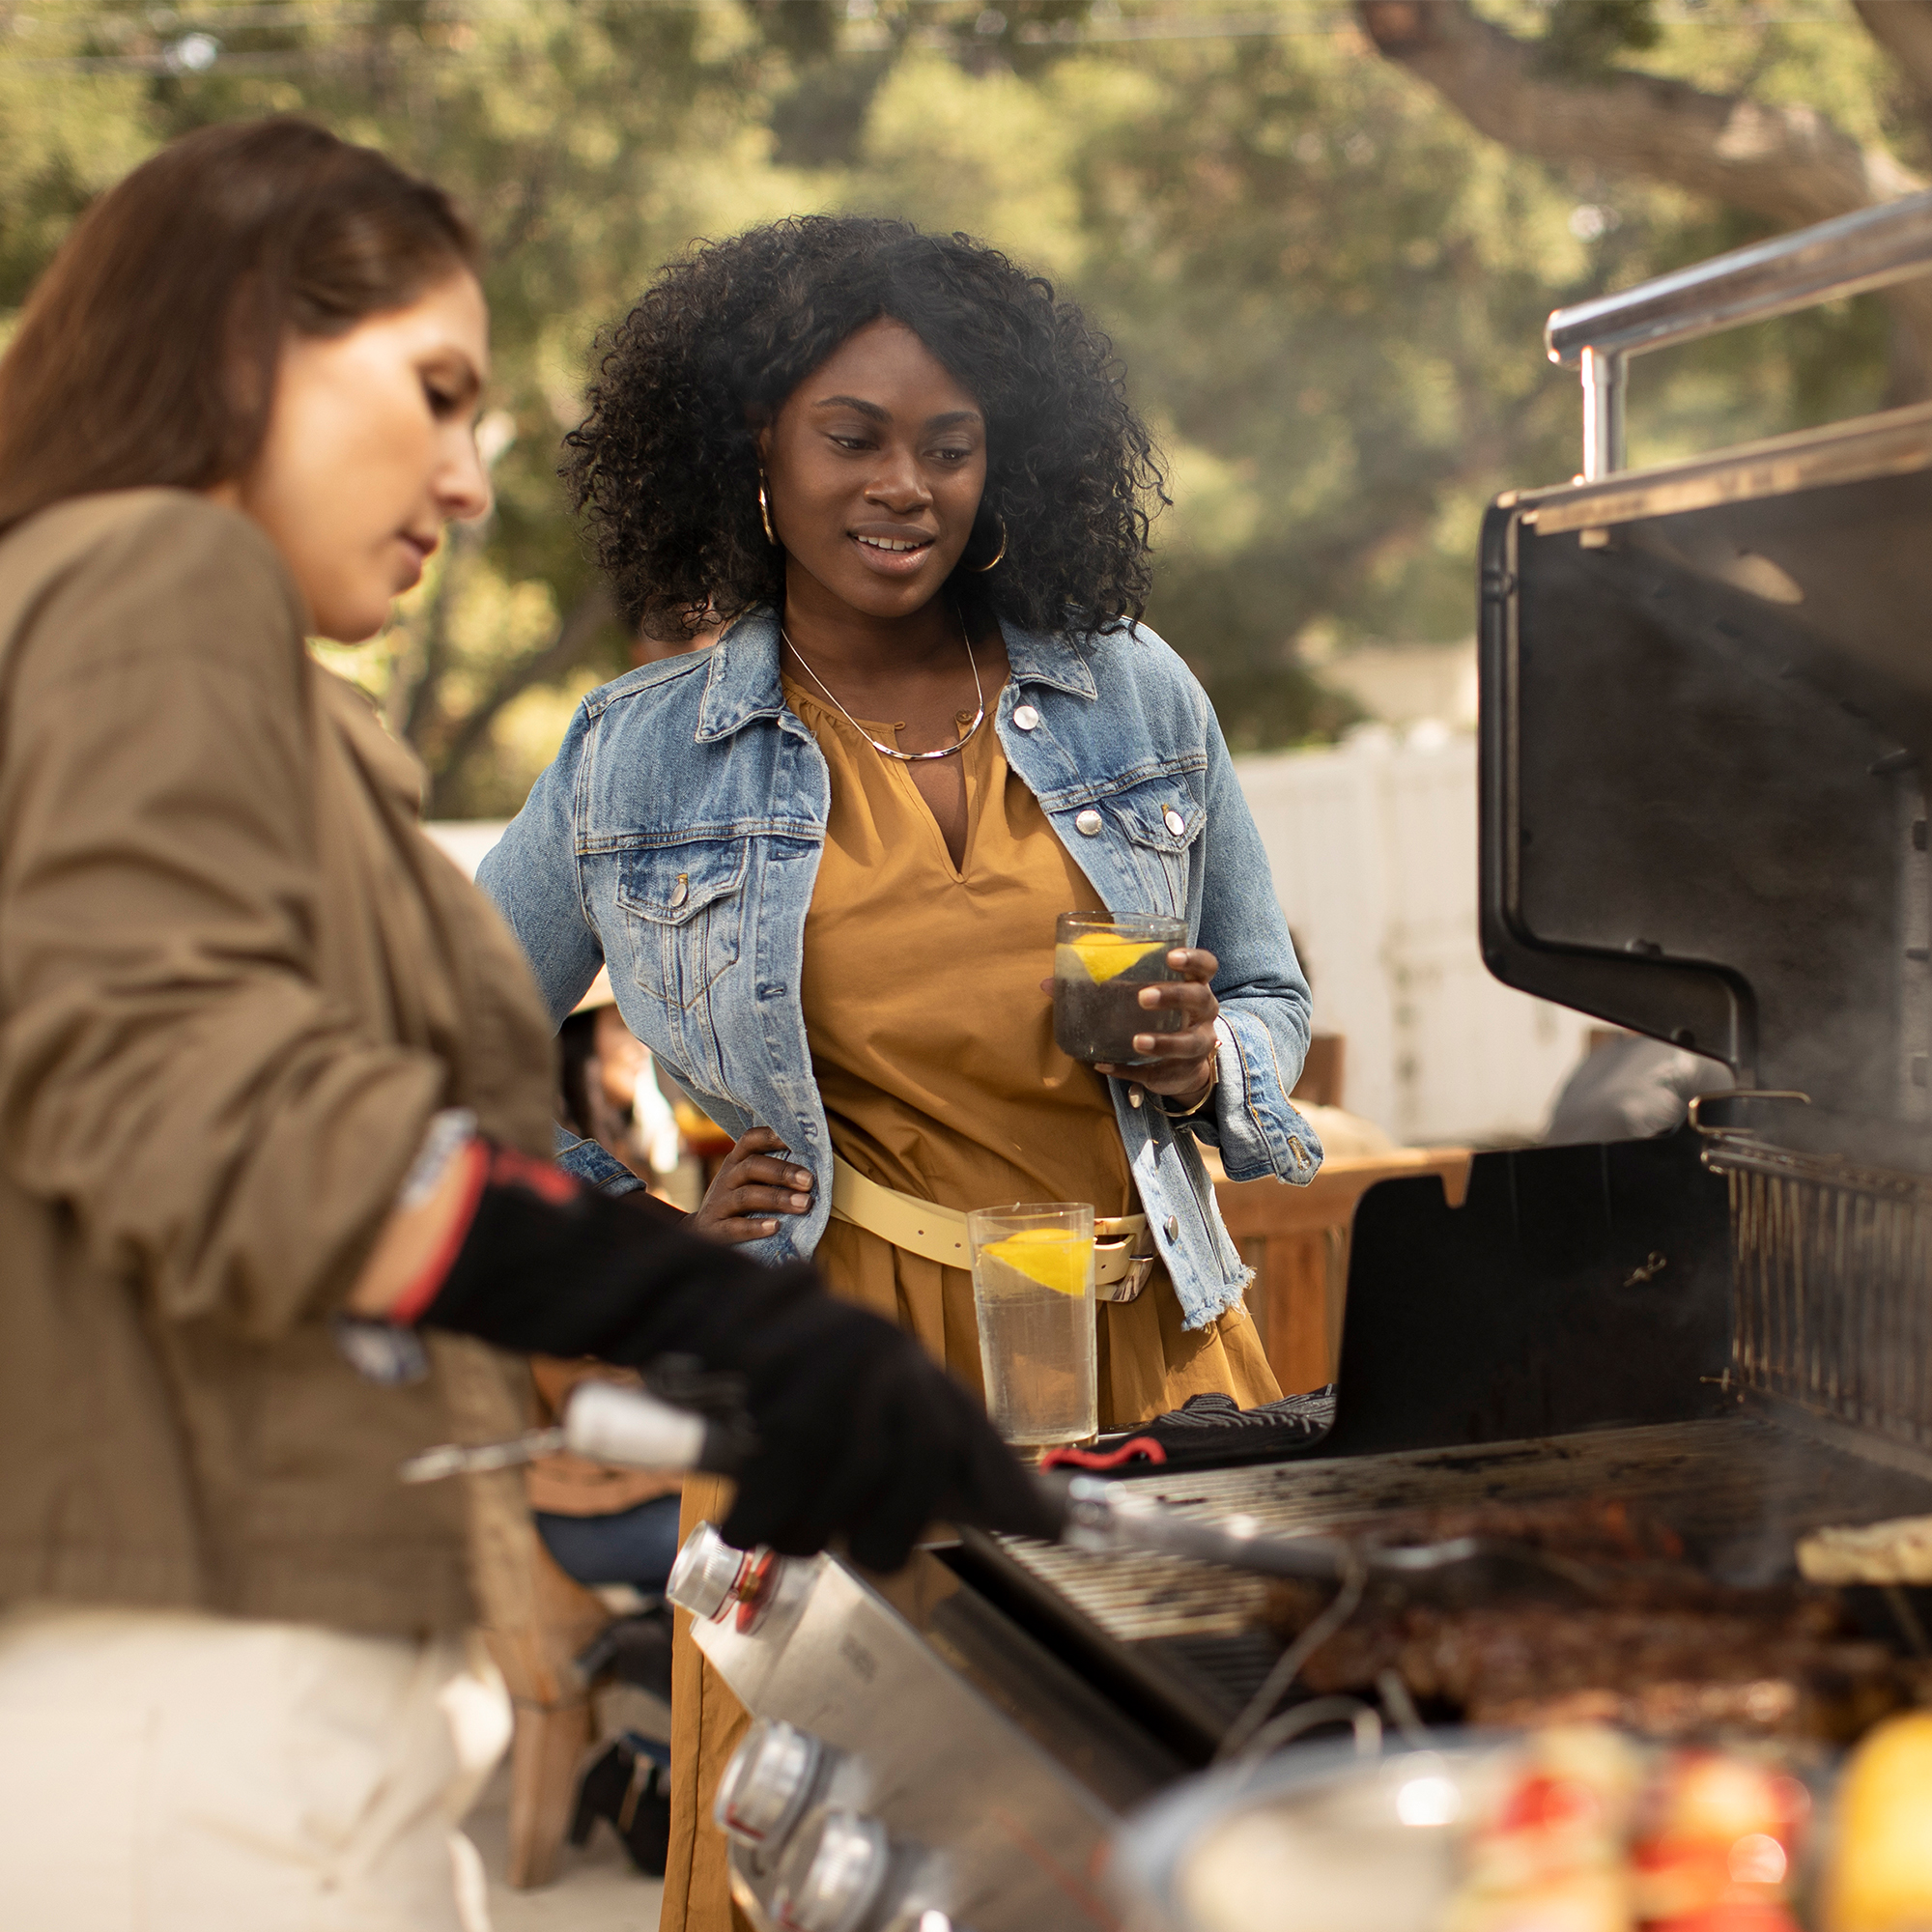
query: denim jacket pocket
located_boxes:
[1102,778,1205,922]
[615,839,749,1012]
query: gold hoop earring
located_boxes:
[972,514,1008,573]
[757,477,779,548]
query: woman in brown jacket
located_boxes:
[0,119,1045,1930]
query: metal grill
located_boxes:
[1705,1135,1932,1448]
[996,1416,1932,1648]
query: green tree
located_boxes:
[0,0,796,810]
[2,0,1901,785]
[836,21,1882,744]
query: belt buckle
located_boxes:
[1095,1228,1157,1306]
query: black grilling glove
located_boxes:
[408,1142,1060,1570]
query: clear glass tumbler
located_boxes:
[1052,912,1187,1066]
[967,1202,1098,1448]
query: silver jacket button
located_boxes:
[1164,1214,1179,1240]
[668,873,690,908]
[1012,702,1039,731]
[1075,809,1103,837]
[1163,808,1186,837]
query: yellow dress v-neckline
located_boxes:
[788,682,985,879]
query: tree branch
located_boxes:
[1355,0,1932,392]
[1355,0,1921,225]
[422,584,618,813]
[1854,0,1932,123]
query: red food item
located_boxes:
[1646,1907,1799,1932]
[1632,1751,1807,1931]
[1500,1775,1604,1836]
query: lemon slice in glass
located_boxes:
[1063,932,1167,984]
[981,1228,1094,1296]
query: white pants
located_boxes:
[0,1604,512,1932]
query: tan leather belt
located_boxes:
[828,1154,1156,1304]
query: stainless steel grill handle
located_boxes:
[1545,190,1932,478]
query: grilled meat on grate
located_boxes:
[1255,1499,1907,1742]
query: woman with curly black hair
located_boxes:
[563,213,1161,643]
[480,214,1321,1928]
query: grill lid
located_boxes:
[1482,409,1932,1124]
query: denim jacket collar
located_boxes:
[1001,620,1100,699]
[696,605,1099,744]
[696,611,794,744]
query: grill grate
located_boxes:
[1708,1138,1932,1448]
[1134,1632,1288,1724]
[996,1416,1932,1647]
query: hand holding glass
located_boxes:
[1053,912,1187,1066]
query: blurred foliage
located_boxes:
[1535,0,1660,77]
[0,0,1903,795]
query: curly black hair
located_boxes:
[564,215,1166,639]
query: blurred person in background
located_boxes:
[557,965,687,1189]
[0,122,1049,1930]
[1543,1030,1734,1146]
[479,213,1321,1931]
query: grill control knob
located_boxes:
[772,1808,889,1932]
[714,1718,823,1851]
[668,1521,791,1634]
[667,1521,747,1620]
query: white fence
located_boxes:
[1236,728,1593,1147]
[424,819,509,882]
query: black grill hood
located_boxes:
[1481,402,1932,1130]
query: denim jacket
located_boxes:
[477,609,1321,1329]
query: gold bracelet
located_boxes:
[1158,1058,1219,1120]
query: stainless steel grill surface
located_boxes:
[990,1416,1932,1648]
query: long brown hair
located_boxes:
[0,118,478,534]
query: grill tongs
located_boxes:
[399,1383,1592,1605]
[1052,1474,1600,1605]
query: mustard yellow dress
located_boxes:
[661,680,1277,1930]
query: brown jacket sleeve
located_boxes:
[0,496,444,1337]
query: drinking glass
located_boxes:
[967,1203,1098,1448]
[1053,912,1187,1066]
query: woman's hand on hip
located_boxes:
[1094,947,1221,1105]
[690,1126,815,1244]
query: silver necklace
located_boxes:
[781,610,985,764]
